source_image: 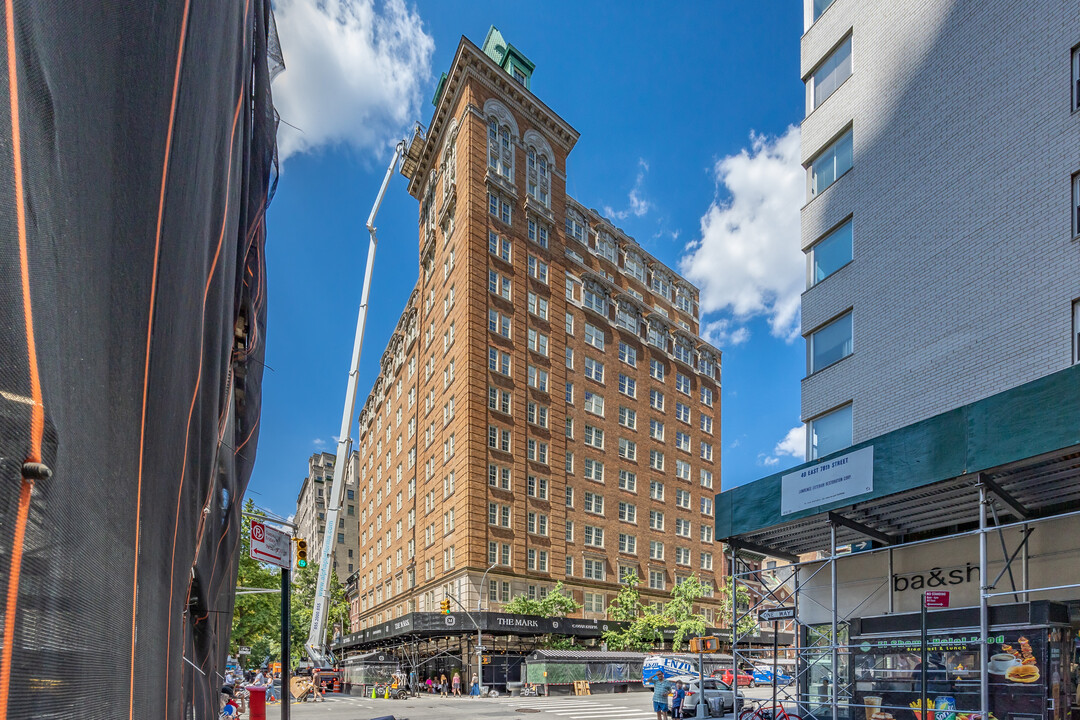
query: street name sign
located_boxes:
[238,646,251,655]
[923,591,950,608]
[760,607,796,622]
[249,520,291,569]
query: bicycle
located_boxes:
[737,699,802,720]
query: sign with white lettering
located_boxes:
[781,446,874,516]
[923,590,950,608]
[760,607,796,622]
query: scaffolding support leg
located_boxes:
[830,524,838,720]
[979,481,990,720]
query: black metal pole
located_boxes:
[772,622,778,711]
[920,593,927,720]
[282,567,291,720]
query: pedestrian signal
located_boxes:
[689,636,720,653]
[440,598,451,614]
[295,538,308,568]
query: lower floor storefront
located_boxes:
[717,364,1080,720]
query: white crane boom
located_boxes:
[305,139,408,667]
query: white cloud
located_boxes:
[760,425,806,467]
[701,319,750,348]
[774,425,806,460]
[604,158,652,220]
[313,438,327,448]
[272,0,435,163]
[680,125,804,344]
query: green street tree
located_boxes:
[503,581,581,649]
[602,572,666,652]
[230,499,284,668]
[290,560,351,666]
[716,582,758,637]
[666,575,709,652]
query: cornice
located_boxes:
[407,37,579,198]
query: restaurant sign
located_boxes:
[781,446,874,516]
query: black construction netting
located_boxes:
[0,0,279,717]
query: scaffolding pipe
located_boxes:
[731,543,740,717]
[1021,523,1030,602]
[830,523,838,720]
[978,482,989,720]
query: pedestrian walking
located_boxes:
[651,672,673,720]
[671,680,686,719]
[440,673,449,698]
[452,671,461,697]
[311,668,324,702]
[263,670,279,703]
[470,673,480,698]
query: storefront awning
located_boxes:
[716,364,1080,557]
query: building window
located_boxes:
[807,0,835,24]
[488,270,512,300]
[618,501,637,524]
[618,533,636,554]
[584,322,605,350]
[810,311,853,373]
[650,419,665,441]
[700,469,713,489]
[619,342,638,367]
[488,308,511,338]
[584,424,605,449]
[583,592,605,613]
[649,570,666,590]
[649,389,665,411]
[618,438,636,461]
[583,558,605,580]
[583,458,605,483]
[584,357,605,383]
[649,509,665,530]
[527,439,549,464]
[618,469,637,492]
[488,116,514,181]
[527,292,549,320]
[809,403,853,460]
[528,255,549,283]
[618,374,636,398]
[806,35,852,114]
[583,391,604,416]
[1073,171,1080,237]
[1073,45,1080,112]
[675,373,691,395]
[565,208,587,242]
[810,218,853,286]
[809,128,853,199]
[527,329,549,356]
[526,145,551,207]
[1074,299,1080,365]
[618,406,637,430]
[649,450,665,471]
[528,365,549,392]
[649,540,664,560]
[527,474,549,499]
[583,525,604,548]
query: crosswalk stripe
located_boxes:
[548,708,630,714]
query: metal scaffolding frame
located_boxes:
[729,472,1080,720]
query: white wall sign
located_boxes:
[781,446,874,515]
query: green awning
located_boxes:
[715,364,1080,554]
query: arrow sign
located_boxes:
[760,607,796,622]
[249,521,291,569]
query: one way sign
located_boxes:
[759,607,796,622]
[249,521,291,569]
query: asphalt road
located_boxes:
[280,685,786,720]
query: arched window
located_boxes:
[440,119,458,202]
[524,129,554,208]
[484,99,517,182]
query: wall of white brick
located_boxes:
[798,0,1080,443]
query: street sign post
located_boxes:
[760,607,796,622]
[923,591,950,608]
[250,521,291,569]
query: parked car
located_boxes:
[751,666,793,686]
[680,676,743,717]
[717,668,756,687]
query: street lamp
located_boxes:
[478,562,497,612]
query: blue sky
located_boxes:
[251,0,808,520]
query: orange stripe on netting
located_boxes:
[0,0,44,715]
[139,0,190,716]
[164,88,243,711]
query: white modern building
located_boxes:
[798,0,1080,459]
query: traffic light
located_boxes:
[295,538,308,568]
[440,598,451,614]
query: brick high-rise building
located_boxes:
[347,27,724,632]
[294,451,360,578]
